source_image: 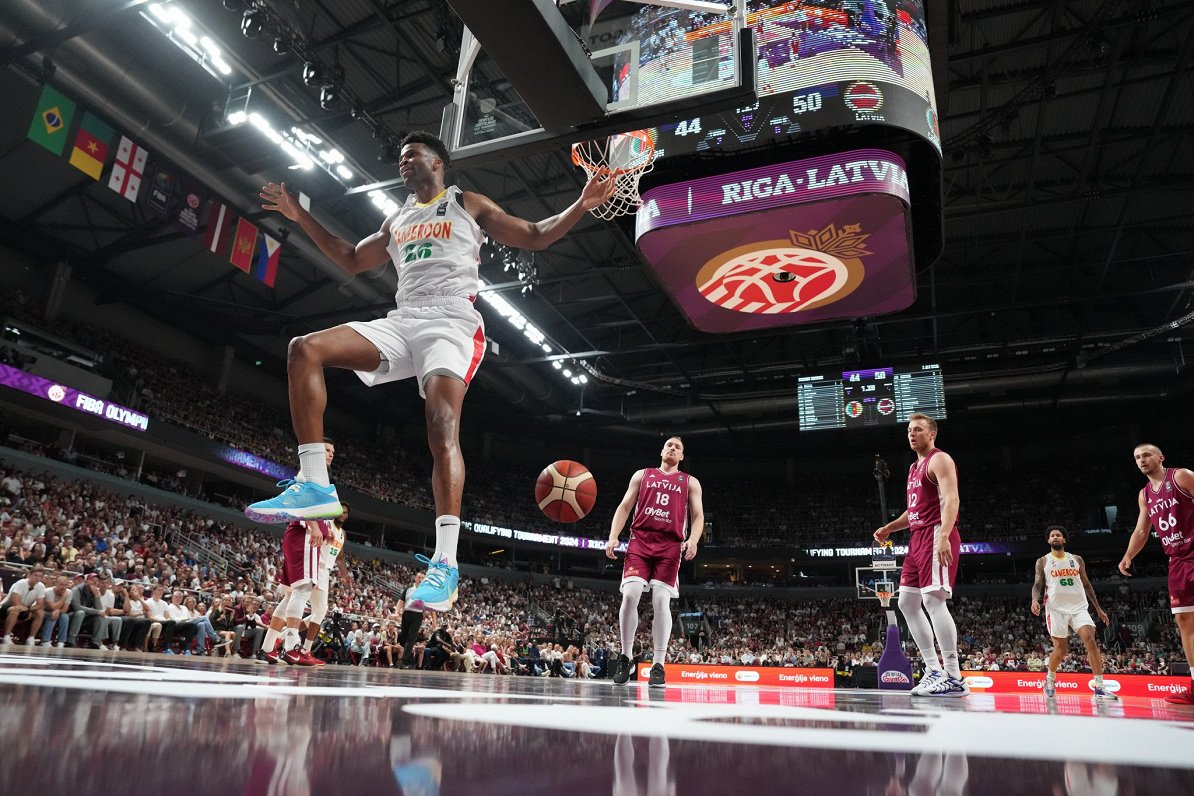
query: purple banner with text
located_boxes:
[0,362,149,432]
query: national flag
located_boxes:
[229,217,258,273]
[202,201,236,255]
[108,136,148,201]
[252,233,282,288]
[27,85,76,155]
[175,178,209,237]
[67,112,114,180]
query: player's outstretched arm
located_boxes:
[606,469,645,559]
[1076,555,1108,624]
[464,175,616,251]
[1030,555,1046,616]
[260,181,392,274]
[683,476,705,561]
[1118,491,1152,576]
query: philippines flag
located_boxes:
[252,233,281,288]
[107,136,148,201]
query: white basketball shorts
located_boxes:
[1045,607,1095,638]
[346,299,485,398]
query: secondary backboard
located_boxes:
[442,0,755,167]
[856,565,902,600]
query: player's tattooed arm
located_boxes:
[1030,556,1046,615]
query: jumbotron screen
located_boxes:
[797,363,945,431]
[456,1,937,162]
[632,0,939,158]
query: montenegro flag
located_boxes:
[68,112,114,180]
[229,217,259,273]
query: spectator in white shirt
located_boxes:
[39,574,72,646]
[1,566,46,645]
[162,591,199,654]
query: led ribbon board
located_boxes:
[635,148,914,332]
[0,362,150,431]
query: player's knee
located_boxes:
[287,334,323,370]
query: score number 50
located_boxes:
[792,91,823,114]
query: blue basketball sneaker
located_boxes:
[406,554,459,612]
[245,479,342,523]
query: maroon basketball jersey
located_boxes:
[1144,467,1194,559]
[906,448,956,531]
[630,467,690,540]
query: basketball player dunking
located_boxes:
[1030,525,1118,700]
[247,131,615,612]
[1118,443,1194,706]
[605,436,705,687]
[874,413,968,697]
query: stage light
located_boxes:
[319,84,339,110]
[302,61,321,86]
[241,9,263,38]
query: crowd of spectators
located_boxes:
[0,460,1182,677]
[0,297,1173,552]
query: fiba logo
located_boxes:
[734,671,760,682]
[47,385,66,402]
[964,675,994,689]
[880,670,910,684]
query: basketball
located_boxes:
[535,460,597,523]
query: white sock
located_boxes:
[262,627,281,652]
[651,588,672,661]
[434,515,460,567]
[282,627,301,650]
[303,638,314,653]
[298,443,330,487]
[923,592,960,677]
[619,584,644,656]
[897,590,943,672]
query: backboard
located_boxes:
[856,565,902,600]
[441,0,755,167]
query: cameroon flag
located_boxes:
[68,112,114,180]
[27,85,76,155]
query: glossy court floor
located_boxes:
[1,650,1192,795]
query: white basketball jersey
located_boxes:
[385,184,483,305]
[320,522,345,573]
[1044,552,1087,613]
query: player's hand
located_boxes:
[305,521,323,548]
[1097,607,1109,625]
[935,538,953,567]
[1030,599,1040,617]
[260,181,302,221]
[682,540,698,561]
[1117,556,1133,577]
[578,173,617,211]
[873,527,891,545]
[604,538,619,560]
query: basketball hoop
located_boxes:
[571,129,656,220]
[875,580,894,609]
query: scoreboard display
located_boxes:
[798,363,945,431]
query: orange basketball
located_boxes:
[535,460,597,523]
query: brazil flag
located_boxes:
[27,84,77,155]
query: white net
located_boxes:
[571,130,656,220]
